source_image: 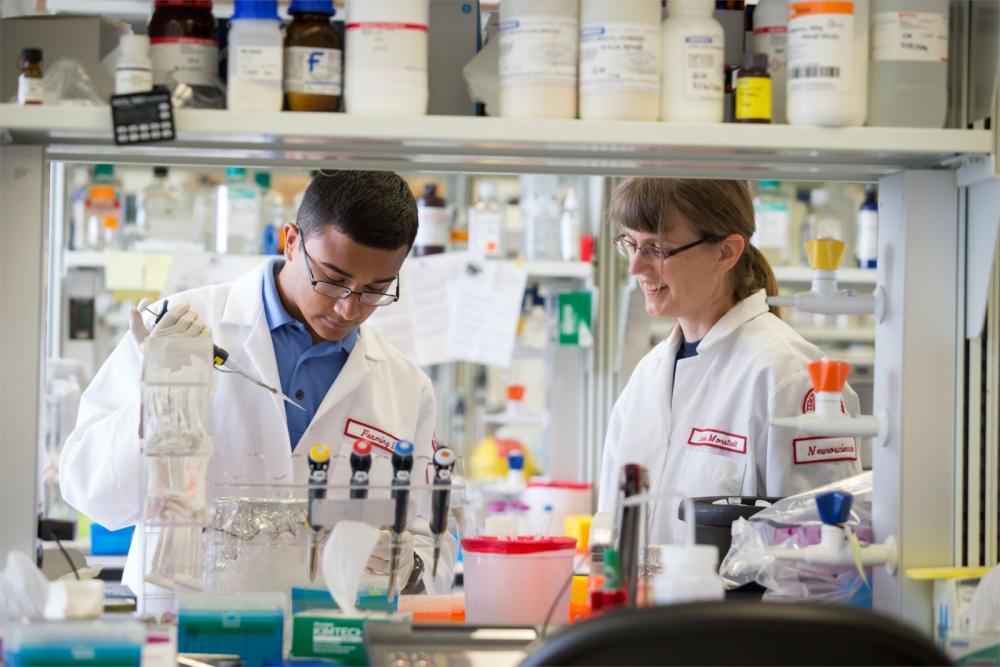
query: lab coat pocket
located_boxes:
[673,448,747,499]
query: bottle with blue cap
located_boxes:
[227,0,283,112]
[285,0,342,112]
[507,450,526,492]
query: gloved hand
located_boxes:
[129,299,211,346]
[366,529,416,594]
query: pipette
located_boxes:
[387,439,414,601]
[429,447,456,579]
[146,300,305,411]
[349,439,373,500]
[306,444,330,582]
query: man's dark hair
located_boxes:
[296,170,418,250]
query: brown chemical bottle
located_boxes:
[17,48,43,105]
[735,52,772,124]
[284,0,342,112]
[413,183,450,257]
[148,1,219,93]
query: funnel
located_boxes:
[805,239,846,271]
[808,359,852,393]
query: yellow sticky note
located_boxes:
[144,254,174,292]
[104,251,146,291]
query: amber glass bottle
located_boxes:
[148,0,219,90]
[284,0,342,112]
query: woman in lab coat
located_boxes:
[597,178,863,544]
[60,170,454,606]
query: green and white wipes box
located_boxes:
[291,610,410,666]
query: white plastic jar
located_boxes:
[652,544,725,605]
[115,34,153,95]
[661,0,725,123]
[867,0,948,128]
[579,0,661,121]
[751,0,788,124]
[499,0,579,119]
[344,0,429,116]
[227,0,283,112]
[787,0,870,127]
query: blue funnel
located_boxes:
[816,491,853,525]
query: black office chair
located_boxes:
[520,601,952,666]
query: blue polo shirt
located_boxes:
[262,259,358,450]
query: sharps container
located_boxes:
[461,536,577,624]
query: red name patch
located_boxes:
[343,418,399,454]
[793,436,859,464]
[688,428,747,454]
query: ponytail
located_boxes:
[735,244,781,317]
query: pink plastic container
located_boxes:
[461,536,577,625]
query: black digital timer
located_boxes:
[109,88,175,146]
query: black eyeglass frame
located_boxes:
[300,240,400,307]
[613,234,718,262]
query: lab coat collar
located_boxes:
[696,289,770,353]
[223,260,271,327]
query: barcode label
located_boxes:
[790,65,841,79]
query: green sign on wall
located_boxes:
[558,291,593,347]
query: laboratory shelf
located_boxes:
[63,250,107,269]
[795,326,876,344]
[523,260,593,280]
[773,266,878,286]
[0,104,991,180]
[65,250,594,280]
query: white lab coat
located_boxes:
[597,290,864,544]
[60,260,454,601]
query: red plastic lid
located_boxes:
[526,480,591,491]
[352,439,372,456]
[462,536,577,554]
[506,384,525,401]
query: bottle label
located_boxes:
[788,1,854,93]
[151,37,219,87]
[856,209,878,262]
[284,46,343,95]
[872,11,948,63]
[753,200,790,249]
[499,15,577,87]
[681,35,724,102]
[235,45,282,82]
[753,25,788,76]
[579,22,660,94]
[735,75,772,121]
[345,21,428,75]
[17,75,44,104]
[115,68,153,95]
[415,207,452,248]
[470,210,504,257]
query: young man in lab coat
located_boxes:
[60,170,453,602]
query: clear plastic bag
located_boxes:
[719,472,874,607]
[7,58,104,105]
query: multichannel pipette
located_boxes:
[146,300,304,411]
[430,447,456,578]
[306,444,331,583]
[349,439,373,500]
[387,440,414,601]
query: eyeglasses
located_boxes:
[613,234,716,262]
[301,242,400,307]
